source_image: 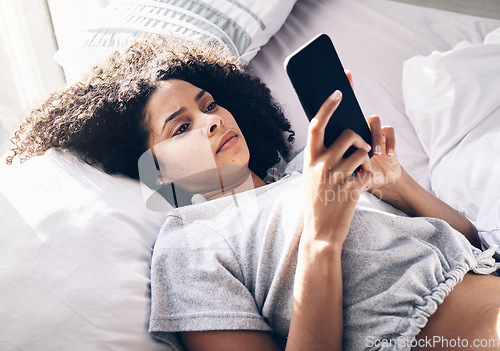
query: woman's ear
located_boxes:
[157,170,165,187]
[155,159,171,188]
[138,148,168,190]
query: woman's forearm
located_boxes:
[375,167,480,247]
[287,229,344,351]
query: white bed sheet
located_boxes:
[402,27,500,252]
[249,0,500,192]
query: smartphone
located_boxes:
[285,33,372,159]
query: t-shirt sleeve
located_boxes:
[149,215,272,337]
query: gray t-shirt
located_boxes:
[149,171,498,350]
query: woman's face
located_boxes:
[145,79,250,191]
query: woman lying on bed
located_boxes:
[7,36,500,350]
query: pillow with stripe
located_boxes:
[54,0,297,82]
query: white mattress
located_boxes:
[249,0,500,191]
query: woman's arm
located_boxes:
[289,90,372,351]
[373,166,480,247]
[180,91,372,351]
[367,116,480,247]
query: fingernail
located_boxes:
[374,145,382,155]
[365,144,371,152]
[387,148,394,156]
[331,90,342,101]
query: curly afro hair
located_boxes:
[6,35,294,183]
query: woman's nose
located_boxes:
[206,114,223,135]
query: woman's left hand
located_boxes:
[366,115,403,196]
[344,71,402,196]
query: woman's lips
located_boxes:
[216,131,238,153]
[217,136,237,153]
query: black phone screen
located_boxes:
[285,33,372,158]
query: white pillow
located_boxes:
[402,27,500,251]
[0,150,183,350]
[54,0,297,82]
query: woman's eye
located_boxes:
[205,101,217,112]
[173,123,190,136]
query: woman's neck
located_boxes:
[202,167,266,201]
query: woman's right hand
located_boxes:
[302,90,373,246]
[286,90,374,351]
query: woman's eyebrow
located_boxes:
[161,90,207,132]
[161,108,186,132]
[195,89,207,101]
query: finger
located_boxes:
[307,90,342,156]
[382,126,396,156]
[338,169,373,202]
[368,115,383,155]
[329,129,371,164]
[355,169,373,191]
[345,69,354,90]
[337,147,372,175]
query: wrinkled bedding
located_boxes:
[403,27,500,254]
